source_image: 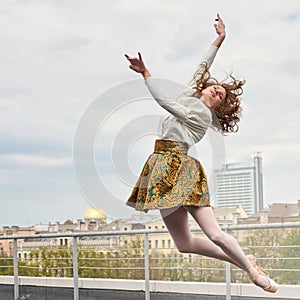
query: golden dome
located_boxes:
[84,206,106,220]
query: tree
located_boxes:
[277,229,300,285]
[0,253,13,276]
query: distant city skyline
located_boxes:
[0,1,300,227]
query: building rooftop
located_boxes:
[252,202,299,219]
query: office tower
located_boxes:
[214,152,264,216]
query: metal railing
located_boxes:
[1,221,300,300]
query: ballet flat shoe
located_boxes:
[253,276,279,293]
[247,254,269,277]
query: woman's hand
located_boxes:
[124,52,151,78]
[212,13,226,48]
[214,13,226,38]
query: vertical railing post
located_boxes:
[144,233,150,300]
[13,238,19,300]
[225,261,231,300]
[72,236,79,300]
[224,226,231,300]
[225,228,231,300]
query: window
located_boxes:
[155,240,159,248]
[168,240,171,248]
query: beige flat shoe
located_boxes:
[253,275,279,293]
[247,254,269,277]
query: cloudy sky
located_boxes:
[0,0,300,228]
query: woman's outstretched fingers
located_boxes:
[138,52,142,61]
[124,51,149,77]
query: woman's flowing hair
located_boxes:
[191,63,245,133]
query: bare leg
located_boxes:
[160,207,242,267]
[184,206,276,289]
[184,206,251,271]
[161,206,276,291]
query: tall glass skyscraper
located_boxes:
[213,152,264,216]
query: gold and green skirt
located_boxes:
[126,139,210,211]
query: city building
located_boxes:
[237,199,300,225]
[0,226,35,256]
[213,152,264,216]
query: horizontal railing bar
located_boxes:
[3,256,300,262]
[17,258,72,261]
[18,266,74,270]
[265,258,300,260]
[266,269,300,272]
[3,255,300,261]
[221,222,300,231]
[188,267,225,271]
[78,267,145,270]
[150,257,216,260]
[9,266,300,272]
[1,222,300,240]
[246,245,300,248]
[78,257,144,261]
[151,267,225,271]
[231,268,300,273]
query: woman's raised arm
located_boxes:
[190,13,226,87]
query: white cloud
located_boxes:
[0,153,72,168]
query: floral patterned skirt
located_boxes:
[126,139,210,211]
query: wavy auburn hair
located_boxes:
[191,63,245,133]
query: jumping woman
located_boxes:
[125,14,278,293]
